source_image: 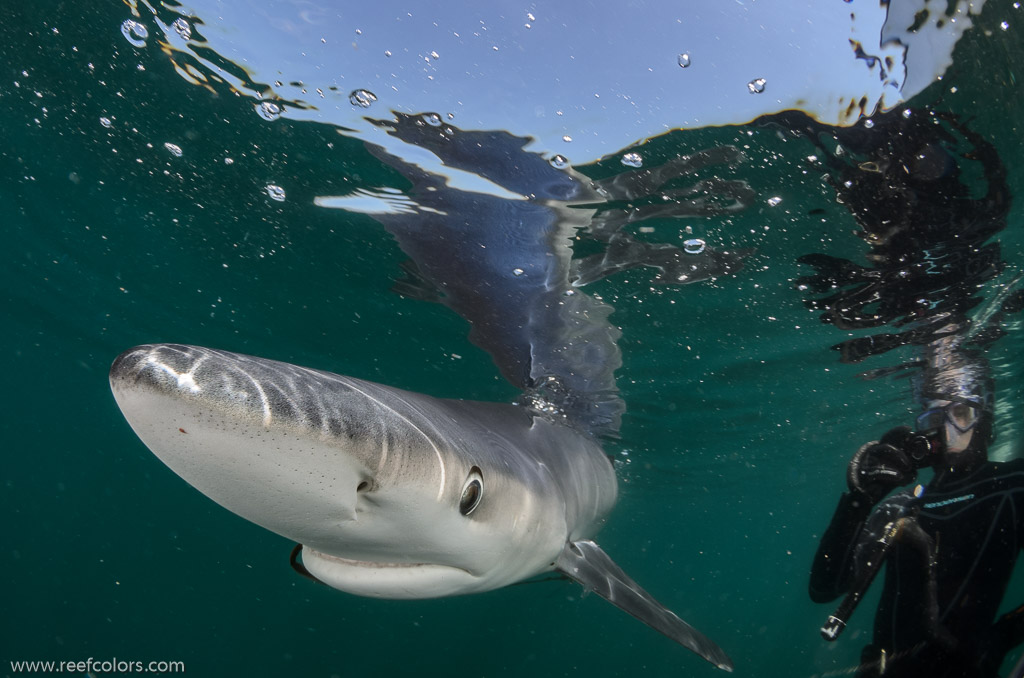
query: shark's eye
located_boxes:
[459,466,484,516]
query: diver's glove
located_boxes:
[846,426,918,504]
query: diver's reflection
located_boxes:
[789,107,1024,677]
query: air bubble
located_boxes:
[677,52,691,68]
[549,155,569,169]
[164,142,183,157]
[99,117,112,128]
[422,112,442,127]
[349,89,377,108]
[512,268,525,277]
[224,157,234,165]
[767,196,782,207]
[121,20,148,47]
[621,152,643,168]
[863,118,875,129]
[747,78,766,94]
[171,18,192,40]
[265,185,286,202]
[429,50,440,60]
[256,101,282,121]
[384,50,392,57]
[562,135,572,143]
[683,238,706,255]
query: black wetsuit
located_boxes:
[811,458,1024,677]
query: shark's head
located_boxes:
[110,344,617,598]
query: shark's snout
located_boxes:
[110,344,201,398]
[111,344,312,429]
[110,344,375,549]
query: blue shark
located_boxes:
[110,343,732,670]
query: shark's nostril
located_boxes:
[357,480,373,493]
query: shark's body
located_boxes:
[111,343,731,669]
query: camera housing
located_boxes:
[904,428,943,469]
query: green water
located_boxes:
[3,2,1024,677]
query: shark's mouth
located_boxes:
[291,545,479,599]
[296,545,441,570]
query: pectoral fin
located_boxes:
[556,540,733,672]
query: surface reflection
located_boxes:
[130,0,990,162]
[791,108,1010,363]
[316,112,754,435]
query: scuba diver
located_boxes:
[810,337,1024,677]
[783,105,1024,677]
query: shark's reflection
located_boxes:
[323,112,753,436]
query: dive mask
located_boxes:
[915,400,981,434]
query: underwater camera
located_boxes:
[904,428,943,469]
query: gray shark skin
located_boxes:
[110,343,732,671]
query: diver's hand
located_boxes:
[846,426,918,503]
